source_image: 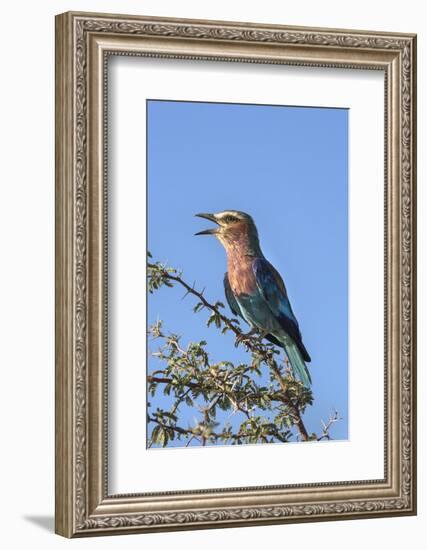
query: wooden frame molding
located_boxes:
[55,11,417,537]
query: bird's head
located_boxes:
[195,210,261,255]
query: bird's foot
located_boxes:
[235,328,259,346]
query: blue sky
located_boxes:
[147,99,348,446]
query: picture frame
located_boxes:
[55,11,417,537]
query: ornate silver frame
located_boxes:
[55,11,417,537]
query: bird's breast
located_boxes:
[227,255,257,296]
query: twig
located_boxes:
[148,263,241,337]
[318,409,341,441]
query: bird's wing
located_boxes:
[253,257,311,362]
[224,271,287,349]
[223,272,243,318]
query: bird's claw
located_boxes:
[235,334,249,347]
[235,329,257,347]
[235,328,264,347]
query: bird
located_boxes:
[195,210,312,387]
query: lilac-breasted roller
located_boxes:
[195,210,312,387]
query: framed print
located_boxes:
[55,11,417,537]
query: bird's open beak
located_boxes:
[194,213,220,236]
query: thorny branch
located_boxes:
[147,254,340,447]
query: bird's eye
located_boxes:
[223,215,238,224]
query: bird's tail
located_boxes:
[283,340,312,387]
